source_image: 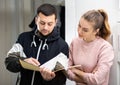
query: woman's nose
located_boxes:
[78,28,83,35]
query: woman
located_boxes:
[67,9,114,85]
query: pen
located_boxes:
[53,65,81,72]
[68,65,81,69]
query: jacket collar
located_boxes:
[35,26,60,42]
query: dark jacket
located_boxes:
[5,27,69,85]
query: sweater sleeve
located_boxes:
[5,43,27,72]
[5,34,27,72]
[67,42,76,80]
[68,42,74,66]
[83,45,114,85]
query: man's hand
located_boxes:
[24,57,40,66]
[39,67,56,81]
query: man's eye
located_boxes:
[40,22,45,25]
[48,23,52,26]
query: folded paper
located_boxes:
[19,52,68,72]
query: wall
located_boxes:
[65,0,120,85]
[0,0,33,85]
[66,0,120,44]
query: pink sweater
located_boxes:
[68,37,114,85]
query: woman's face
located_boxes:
[78,18,98,42]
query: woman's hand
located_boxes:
[39,67,56,81]
[68,66,86,83]
[24,57,40,66]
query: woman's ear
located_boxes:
[96,28,99,33]
[95,28,100,35]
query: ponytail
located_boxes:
[98,9,111,40]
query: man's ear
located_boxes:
[54,19,58,27]
[55,19,58,24]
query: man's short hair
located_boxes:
[37,4,57,19]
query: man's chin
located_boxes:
[41,33,49,36]
[41,31,47,35]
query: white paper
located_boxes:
[40,52,68,71]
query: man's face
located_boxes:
[36,13,57,36]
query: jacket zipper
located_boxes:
[31,39,43,85]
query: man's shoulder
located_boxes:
[57,37,68,46]
[18,30,34,37]
[58,37,67,43]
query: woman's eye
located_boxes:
[83,29,88,32]
[78,24,81,28]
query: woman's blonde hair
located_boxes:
[82,9,111,40]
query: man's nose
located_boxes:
[44,24,48,29]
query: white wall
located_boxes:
[66,0,120,44]
[0,0,33,85]
[65,0,120,85]
[65,0,76,45]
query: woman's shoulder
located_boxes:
[97,37,113,48]
[72,37,81,42]
[70,37,82,46]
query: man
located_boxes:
[5,4,69,85]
